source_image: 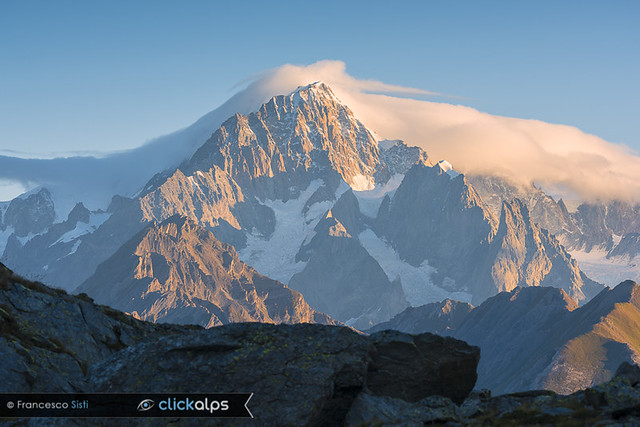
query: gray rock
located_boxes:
[380,140,433,176]
[290,211,408,328]
[345,393,459,426]
[368,299,474,335]
[367,330,480,404]
[78,215,336,328]
[87,323,479,426]
[615,362,640,387]
[3,188,55,237]
[0,262,191,393]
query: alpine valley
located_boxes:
[2,81,640,397]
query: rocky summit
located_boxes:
[76,215,336,328]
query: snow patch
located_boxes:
[437,160,460,179]
[239,180,347,284]
[358,229,472,306]
[66,240,81,257]
[353,174,404,218]
[0,226,15,254]
[570,248,640,287]
[350,174,375,192]
[51,212,111,246]
[16,232,41,246]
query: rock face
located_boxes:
[469,174,640,257]
[89,323,479,424]
[368,299,474,335]
[484,199,602,303]
[374,281,640,395]
[2,263,480,425]
[0,262,193,393]
[289,193,408,328]
[2,188,55,237]
[469,175,580,242]
[380,139,433,175]
[376,163,600,304]
[77,215,335,328]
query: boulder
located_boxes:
[88,323,480,425]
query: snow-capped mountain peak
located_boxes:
[436,159,460,179]
[185,82,389,197]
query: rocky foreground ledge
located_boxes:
[2,263,640,425]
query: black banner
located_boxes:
[0,393,253,418]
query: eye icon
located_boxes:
[137,399,154,411]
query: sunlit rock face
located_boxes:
[77,215,336,328]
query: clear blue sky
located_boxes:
[1,0,638,156]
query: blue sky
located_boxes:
[1,0,638,156]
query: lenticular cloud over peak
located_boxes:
[245,60,640,203]
[1,60,639,209]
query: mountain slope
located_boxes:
[368,299,473,335]
[373,282,640,395]
[77,215,335,328]
[289,200,408,329]
[376,163,600,304]
[483,199,601,303]
[469,174,640,286]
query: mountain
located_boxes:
[469,174,640,286]
[0,188,56,257]
[2,195,144,287]
[2,82,601,327]
[288,195,408,329]
[77,215,336,328]
[368,299,473,335]
[376,163,601,304]
[373,281,640,395]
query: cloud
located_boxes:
[242,60,640,203]
[1,59,639,210]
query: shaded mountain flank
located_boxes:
[77,215,335,328]
[470,174,640,256]
[373,281,640,395]
[376,163,602,305]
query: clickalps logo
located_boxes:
[137,397,229,413]
[137,399,154,411]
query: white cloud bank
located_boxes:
[1,60,638,211]
[242,60,640,203]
